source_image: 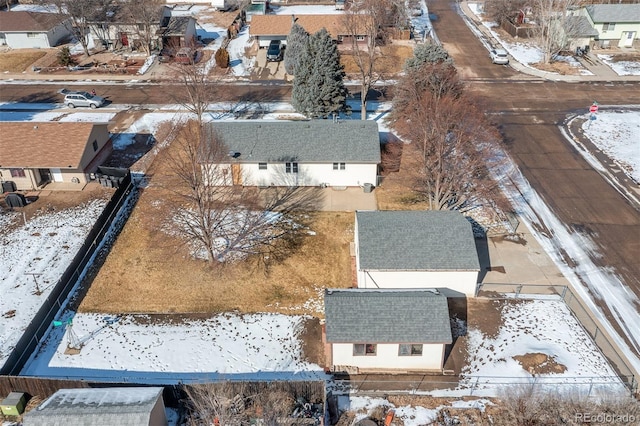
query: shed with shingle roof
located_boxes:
[354,210,480,296]
[0,11,72,49]
[22,387,167,426]
[323,288,452,372]
[202,120,380,187]
[0,122,112,191]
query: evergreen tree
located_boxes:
[405,42,453,71]
[292,29,348,118]
[283,23,309,75]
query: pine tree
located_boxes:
[405,42,453,71]
[292,29,348,118]
[283,23,309,75]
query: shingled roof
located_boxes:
[249,14,371,38]
[0,11,65,33]
[356,210,480,271]
[586,4,640,23]
[22,387,164,426]
[324,289,452,343]
[204,120,380,163]
[0,122,106,169]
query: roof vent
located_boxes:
[33,125,38,130]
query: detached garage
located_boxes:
[0,11,71,49]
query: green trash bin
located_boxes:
[1,392,27,416]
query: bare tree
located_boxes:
[341,1,383,119]
[121,0,164,56]
[388,63,503,212]
[531,0,583,63]
[483,0,529,27]
[161,121,307,265]
[171,61,219,125]
[41,0,110,57]
[184,383,299,426]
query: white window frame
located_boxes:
[354,343,377,356]
[333,162,346,170]
[356,35,366,41]
[602,22,615,32]
[258,162,268,170]
[285,162,298,173]
[399,344,423,356]
[27,32,39,38]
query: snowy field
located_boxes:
[455,299,627,396]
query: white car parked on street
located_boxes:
[490,48,509,65]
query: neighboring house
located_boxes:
[88,5,196,52]
[0,122,112,191]
[22,387,167,426]
[354,210,480,297]
[565,15,600,51]
[584,4,640,48]
[324,288,453,373]
[202,121,380,187]
[0,11,71,49]
[249,14,371,49]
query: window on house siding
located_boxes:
[27,32,39,38]
[337,35,344,42]
[92,140,99,152]
[399,344,423,356]
[285,162,298,173]
[10,168,26,178]
[354,343,377,356]
[258,163,268,170]
[356,35,366,41]
[333,162,346,170]
[603,23,615,31]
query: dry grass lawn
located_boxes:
[0,50,47,72]
[80,188,354,315]
[341,43,415,75]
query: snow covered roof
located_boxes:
[205,120,381,164]
[585,4,640,23]
[22,387,165,426]
[324,289,452,343]
[356,210,480,271]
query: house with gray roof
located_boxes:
[354,210,480,296]
[0,11,71,49]
[583,4,640,48]
[22,387,167,426]
[324,288,452,373]
[202,120,380,187]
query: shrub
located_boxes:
[215,47,230,68]
[57,46,75,66]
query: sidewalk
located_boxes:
[458,1,640,83]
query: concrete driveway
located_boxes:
[251,49,289,81]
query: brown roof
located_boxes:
[0,122,103,169]
[249,14,369,39]
[0,11,64,33]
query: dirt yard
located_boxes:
[0,49,47,72]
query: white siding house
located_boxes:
[354,211,480,297]
[0,11,71,49]
[324,289,452,373]
[202,121,380,188]
[584,4,640,48]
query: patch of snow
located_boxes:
[581,111,640,183]
[598,54,640,76]
[0,200,107,369]
[227,26,254,77]
[272,5,342,15]
[138,55,156,75]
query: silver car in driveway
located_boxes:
[63,91,106,109]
